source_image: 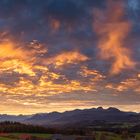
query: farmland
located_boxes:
[0,132,139,140]
[0,133,52,140]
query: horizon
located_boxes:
[0,0,139,115]
[1,106,140,115]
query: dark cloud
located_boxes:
[0,0,104,40]
[0,0,139,114]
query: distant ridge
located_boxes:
[24,107,139,127]
[0,107,139,127]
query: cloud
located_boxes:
[0,39,94,100]
[44,51,89,66]
[0,41,29,60]
[128,0,139,11]
[93,1,135,75]
[0,0,139,114]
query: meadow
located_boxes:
[0,132,139,140]
[0,133,51,140]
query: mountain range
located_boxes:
[0,107,140,128]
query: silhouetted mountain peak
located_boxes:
[96,107,104,110]
[107,107,120,112]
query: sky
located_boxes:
[0,0,139,114]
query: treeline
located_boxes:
[0,121,84,134]
[87,125,140,134]
[0,121,90,135]
[0,121,140,135]
[0,121,55,133]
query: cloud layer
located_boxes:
[0,0,139,114]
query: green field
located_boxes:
[95,132,121,140]
[0,137,13,140]
[0,132,139,140]
[0,133,52,140]
[12,133,51,138]
[95,132,140,140]
[136,133,140,139]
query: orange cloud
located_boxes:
[0,40,49,77]
[0,41,35,76]
[94,1,135,75]
[79,66,105,82]
[44,51,89,66]
[0,40,93,98]
[0,41,29,60]
[0,59,35,76]
[50,19,61,31]
[105,76,140,92]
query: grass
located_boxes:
[12,133,52,138]
[0,133,52,140]
[0,132,139,140]
[95,132,120,140]
[26,133,51,138]
[95,131,137,140]
[0,137,13,140]
[136,133,140,140]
